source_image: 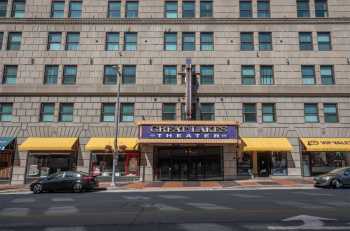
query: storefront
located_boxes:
[19,137,79,183]
[137,121,239,181]
[86,137,140,181]
[239,138,292,177]
[0,137,16,184]
[300,138,350,176]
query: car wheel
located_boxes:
[73,183,83,193]
[332,179,343,189]
[32,184,43,194]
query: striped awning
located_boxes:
[19,137,78,151]
[301,138,350,152]
[241,137,293,152]
[85,137,138,151]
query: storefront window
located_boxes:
[237,152,252,176]
[271,152,288,176]
[310,152,350,175]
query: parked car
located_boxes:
[314,167,350,188]
[30,171,98,194]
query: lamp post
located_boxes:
[111,65,121,187]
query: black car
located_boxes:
[314,167,350,188]
[30,171,98,194]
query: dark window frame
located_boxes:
[301,65,316,85]
[258,32,272,51]
[262,103,276,123]
[200,32,214,51]
[105,32,119,51]
[44,65,59,84]
[0,103,13,122]
[304,103,319,123]
[320,65,335,85]
[200,103,215,121]
[163,65,177,85]
[101,103,116,122]
[65,32,80,50]
[296,0,310,17]
[40,103,55,122]
[299,32,313,51]
[162,103,177,120]
[120,103,134,122]
[182,1,195,18]
[7,32,21,50]
[257,0,270,18]
[11,0,25,18]
[243,103,257,123]
[62,65,77,85]
[2,65,17,84]
[239,0,252,18]
[164,32,177,51]
[122,65,136,84]
[125,1,138,18]
[164,1,178,18]
[68,1,82,18]
[182,32,196,51]
[241,65,256,85]
[123,32,137,51]
[240,32,254,51]
[323,103,338,123]
[103,65,117,85]
[108,1,121,18]
[59,103,74,122]
[200,0,213,17]
[51,0,65,18]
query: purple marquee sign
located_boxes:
[140,125,238,140]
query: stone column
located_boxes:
[223,144,236,180]
[139,144,154,182]
[252,151,258,176]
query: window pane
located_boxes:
[200,32,213,51]
[304,104,318,123]
[240,32,254,51]
[69,1,81,18]
[51,1,64,18]
[106,32,119,51]
[182,1,195,18]
[60,103,74,122]
[200,1,212,17]
[260,65,273,85]
[63,65,77,84]
[200,103,214,120]
[243,103,256,122]
[182,32,195,51]
[162,103,176,120]
[12,0,25,18]
[165,1,177,18]
[257,0,270,18]
[318,32,331,51]
[164,32,177,51]
[0,103,13,122]
[297,0,310,17]
[301,65,315,85]
[44,65,58,84]
[41,103,55,122]
[200,65,214,84]
[108,1,121,18]
[242,65,255,85]
[299,32,313,50]
[122,65,136,84]
[104,65,117,84]
[320,65,334,85]
[3,65,17,84]
[259,32,272,51]
[124,32,137,51]
[163,66,177,84]
[240,0,252,18]
[102,103,115,122]
[121,103,134,122]
[315,0,328,17]
[126,1,138,18]
[0,0,7,17]
[66,32,80,50]
[7,32,21,50]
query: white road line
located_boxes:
[293,191,333,197]
[0,208,29,217]
[44,227,87,231]
[123,195,150,200]
[187,202,231,210]
[158,195,189,199]
[178,223,232,231]
[52,198,75,202]
[275,201,331,209]
[11,198,36,203]
[45,206,79,215]
[231,193,263,199]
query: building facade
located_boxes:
[0,0,350,184]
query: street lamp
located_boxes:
[111,65,121,187]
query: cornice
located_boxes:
[0,17,350,25]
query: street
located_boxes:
[0,188,350,231]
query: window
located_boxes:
[317,32,331,51]
[200,65,214,85]
[240,32,254,51]
[11,0,25,18]
[0,32,3,49]
[120,103,134,122]
[241,65,255,85]
[62,65,77,84]
[101,103,115,122]
[304,103,319,123]
[162,103,176,120]
[182,32,195,51]
[259,32,272,51]
[125,1,138,18]
[108,1,121,18]
[200,32,213,51]
[320,65,334,85]
[0,103,12,122]
[257,0,270,18]
[124,32,137,51]
[296,0,310,17]
[0,0,8,17]
[106,32,119,51]
[65,32,80,50]
[315,0,328,17]
[44,65,59,84]
[324,103,338,123]
[163,65,177,84]
[165,1,177,18]
[51,1,64,18]
[40,103,55,122]
[301,65,315,85]
[240,0,252,18]
[122,65,136,84]
[68,1,81,18]
[164,32,177,51]
[262,103,276,123]
[200,103,215,120]
[59,103,74,122]
[200,0,212,17]
[7,32,21,50]
[260,65,274,85]
[103,65,117,84]
[299,32,313,50]
[243,103,257,123]
[2,65,17,84]
[48,32,62,50]
[181,103,196,120]
[182,1,195,18]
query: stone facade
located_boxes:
[0,0,350,184]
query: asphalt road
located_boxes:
[0,188,350,231]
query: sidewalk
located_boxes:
[0,178,315,193]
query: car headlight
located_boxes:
[322,176,331,181]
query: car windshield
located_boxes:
[329,168,347,174]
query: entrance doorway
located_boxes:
[257,152,272,177]
[154,146,223,181]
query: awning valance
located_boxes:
[242,137,293,152]
[19,137,78,151]
[85,137,138,151]
[301,138,350,152]
[0,137,15,151]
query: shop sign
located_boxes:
[141,125,238,139]
[307,140,350,146]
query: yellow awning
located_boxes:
[19,137,78,151]
[242,137,292,152]
[301,138,350,152]
[85,137,138,151]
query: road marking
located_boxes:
[11,198,36,203]
[323,201,350,208]
[0,208,29,217]
[178,223,232,231]
[158,195,189,199]
[275,201,331,209]
[44,227,87,231]
[45,206,79,215]
[187,202,231,210]
[52,198,75,202]
[293,191,333,197]
[123,195,150,200]
[143,203,183,212]
[231,193,262,199]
